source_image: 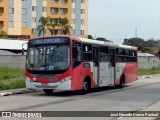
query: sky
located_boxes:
[88,0,160,44]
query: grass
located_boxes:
[138,67,160,76]
[0,66,160,90]
[155,118,160,120]
[0,66,25,90]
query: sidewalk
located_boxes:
[0,88,42,96]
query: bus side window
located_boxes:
[83,44,92,61]
[72,41,82,68]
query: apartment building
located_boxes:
[0,0,88,39]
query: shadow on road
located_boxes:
[39,85,130,97]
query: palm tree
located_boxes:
[37,16,57,37]
[58,17,72,35]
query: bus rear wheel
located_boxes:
[119,75,125,88]
[43,89,53,95]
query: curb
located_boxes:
[140,74,160,79]
[0,89,42,97]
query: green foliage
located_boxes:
[0,80,25,90]
[156,49,160,57]
[0,66,25,90]
[96,37,113,42]
[123,37,144,50]
[37,16,57,37]
[0,30,8,38]
[37,16,72,36]
[141,47,154,53]
[123,38,160,54]
[58,17,72,35]
[138,67,160,76]
[155,118,160,120]
[0,66,24,81]
[88,35,94,39]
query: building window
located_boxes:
[22,22,27,27]
[81,30,84,35]
[71,19,75,24]
[50,8,58,14]
[81,19,85,25]
[32,28,36,34]
[9,8,14,14]
[32,17,36,23]
[59,29,64,35]
[32,6,36,11]
[61,0,66,4]
[51,0,57,3]
[8,21,14,28]
[72,8,75,14]
[71,30,75,35]
[43,7,47,12]
[22,8,27,15]
[81,0,85,3]
[81,9,85,14]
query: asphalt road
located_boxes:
[0,75,160,120]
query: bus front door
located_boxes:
[110,49,116,84]
[93,48,99,86]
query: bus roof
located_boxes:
[80,38,137,50]
[28,36,137,50]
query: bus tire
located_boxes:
[43,89,53,95]
[81,78,91,95]
[119,75,125,88]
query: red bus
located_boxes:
[25,36,138,94]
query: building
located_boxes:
[0,0,88,39]
[138,53,160,69]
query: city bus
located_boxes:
[25,36,138,94]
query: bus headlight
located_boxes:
[26,77,33,83]
[60,76,71,83]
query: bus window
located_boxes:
[130,50,137,62]
[83,44,92,61]
[72,41,82,68]
[100,46,109,62]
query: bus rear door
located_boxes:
[109,49,116,85]
[93,47,99,86]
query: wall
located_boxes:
[0,55,26,69]
[138,56,160,69]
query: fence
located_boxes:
[0,55,26,69]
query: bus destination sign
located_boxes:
[29,38,69,45]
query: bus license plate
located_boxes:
[41,83,49,87]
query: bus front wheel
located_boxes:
[81,80,90,95]
[43,89,53,95]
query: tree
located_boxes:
[123,37,145,50]
[156,49,160,58]
[37,16,56,37]
[0,30,8,38]
[58,17,72,35]
[96,37,113,43]
[88,35,94,39]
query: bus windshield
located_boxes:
[26,44,70,71]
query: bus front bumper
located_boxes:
[26,77,71,91]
